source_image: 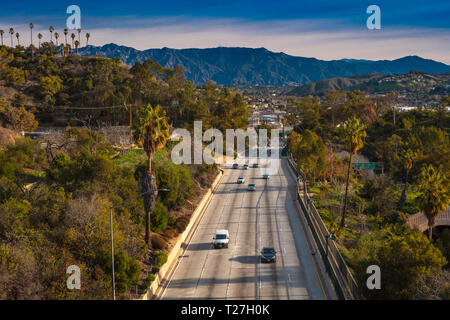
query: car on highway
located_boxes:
[252,163,258,168]
[260,247,277,263]
[232,163,239,169]
[237,176,245,184]
[243,164,249,170]
[248,183,256,191]
[262,174,270,179]
[213,229,229,248]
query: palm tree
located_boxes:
[9,28,14,47]
[74,40,79,55]
[15,32,20,46]
[417,165,449,240]
[0,30,4,46]
[29,23,34,56]
[63,28,68,46]
[37,33,43,49]
[133,104,170,247]
[60,43,65,57]
[339,117,366,228]
[86,33,90,46]
[54,32,59,46]
[77,28,81,43]
[70,33,75,54]
[49,26,54,43]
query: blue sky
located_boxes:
[1,1,449,63]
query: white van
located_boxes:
[213,229,229,248]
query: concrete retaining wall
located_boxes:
[140,169,224,300]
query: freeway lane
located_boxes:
[160,155,326,300]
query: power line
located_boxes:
[50,105,129,110]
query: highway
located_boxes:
[160,153,327,300]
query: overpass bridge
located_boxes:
[408,206,450,232]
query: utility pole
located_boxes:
[110,207,116,300]
[129,104,132,143]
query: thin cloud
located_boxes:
[2,17,449,64]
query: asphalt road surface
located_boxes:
[160,154,327,300]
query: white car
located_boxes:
[213,229,229,248]
[237,177,245,184]
[248,183,256,191]
[263,174,270,179]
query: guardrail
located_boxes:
[286,151,360,300]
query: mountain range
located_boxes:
[287,71,450,97]
[79,44,450,86]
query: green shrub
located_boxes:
[154,250,168,268]
[151,266,160,274]
[142,274,155,288]
[152,150,195,210]
[168,215,176,226]
[97,250,140,294]
[151,201,169,233]
[349,228,447,299]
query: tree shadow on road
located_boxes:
[229,255,259,264]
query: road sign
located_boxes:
[353,162,376,170]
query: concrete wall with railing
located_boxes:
[286,152,360,300]
[408,206,450,232]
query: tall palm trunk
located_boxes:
[427,211,437,241]
[139,152,157,248]
[340,153,353,228]
[139,171,158,248]
[30,29,33,57]
[398,170,409,208]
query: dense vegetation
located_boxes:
[0,43,249,299]
[286,90,450,299]
[0,44,249,130]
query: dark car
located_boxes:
[261,247,277,263]
[252,163,258,168]
[232,163,239,169]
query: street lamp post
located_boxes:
[109,188,170,300]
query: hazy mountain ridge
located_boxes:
[287,71,450,96]
[79,44,450,86]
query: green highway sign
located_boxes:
[353,162,376,170]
